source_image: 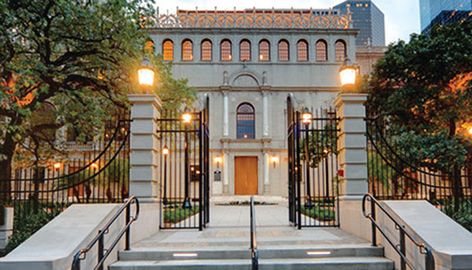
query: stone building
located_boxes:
[146,8,357,196]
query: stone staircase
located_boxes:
[109,225,394,270]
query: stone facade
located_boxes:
[147,10,357,196]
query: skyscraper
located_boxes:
[420,0,472,33]
[334,0,386,46]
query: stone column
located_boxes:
[263,152,270,194]
[262,91,269,137]
[0,206,13,250]
[335,93,371,240]
[128,94,161,202]
[223,91,229,137]
[223,151,230,193]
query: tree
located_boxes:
[367,21,472,173]
[0,0,159,200]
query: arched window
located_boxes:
[237,103,255,139]
[162,39,174,61]
[221,39,232,61]
[240,40,251,61]
[259,40,270,62]
[201,39,212,61]
[297,40,308,61]
[182,39,193,61]
[316,40,328,62]
[335,40,347,62]
[144,39,155,55]
[278,40,289,61]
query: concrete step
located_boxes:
[119,246,384,261]
[109,257,394,270]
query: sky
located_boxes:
[156,0,420,45]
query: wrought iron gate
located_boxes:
[287,97,340,228]
[156,98,210,230]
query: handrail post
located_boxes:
[98,233,104,270]
[425,249,435,270]
[370,198,377,246]
[71,255,81,270]
[125,202,131,250]
[399,226,406,270]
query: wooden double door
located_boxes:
[234,156,258,195]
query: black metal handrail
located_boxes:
[362,194,435,270]
[71,196,140,270]
[250,196,259,270]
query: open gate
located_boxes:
[156,98,210,230]
[287,96,340,228]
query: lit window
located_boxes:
[240,40,251,61]
[278,40,289,61]
[316,40,328,61]
[221,40,232,61]
[297,40,308,62]
[144,40,155,55]
[201,40,212,61]
[237,103,255,139]
[259,40,270,61]
[182,40,193,61]
[335,40,346,62]
[163,40,174,61]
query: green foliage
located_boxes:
[367,21,472,171]
[5,202,63,253]
[443,199,472,232]
[300,123,338,168]
[163,204,200,224]
[367,150,394,191]
[300,204,336,221]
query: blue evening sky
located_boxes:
[157,0,420,45]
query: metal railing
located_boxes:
[71,196,140,270]
[250,196,259,270]
[362,194,435,270]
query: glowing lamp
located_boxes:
[53,162,62,170]
[138,57,155,87]
[162,146,169,155]
[182,112,192,124]
[271,156,279,168]
[339,58,359,88]
[301,111,312,125]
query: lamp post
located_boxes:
[182,112,192,209]
[339,58,359,92]
[162,146,169,205]
[138,57,155,92]
[301,108,313,208]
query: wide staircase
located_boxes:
[109,202,393,270]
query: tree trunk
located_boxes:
[448,119,463,211]
[0,132,17,202]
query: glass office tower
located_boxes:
[420,0,472,32]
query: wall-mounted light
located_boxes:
[182,112,192,124]
[91,162,99,171]
[162,146,170,155]
[301,109,312,125]
[53,162,62,171]
[214,156,222,168]
[271,156,279,168]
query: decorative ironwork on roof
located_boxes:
[143,7,352,30]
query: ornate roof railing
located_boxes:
[142,8,352,30]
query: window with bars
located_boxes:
[182,40,193,61]
[297,40,308,62]
[335,40,346,62]
[259,40,270,62]
[316,40,328,61]
[221,40,232,61]
[163,40,173,61]
[201,40,212,61]
[278,40,289,61]
[240,40,251,61]
[237,103,255,139]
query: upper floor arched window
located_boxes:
[221,39,232,61]
[182,39,193,61]
[278,40,289,62]
[144,39,155,55]
[297,40,309,62]
[259,40,270,62]
[240,40,251,61]
[316,40,328,62]
[335,40,347,62]
[237,103,255,139]
[162,39,174,61]
[201,39,212,61]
